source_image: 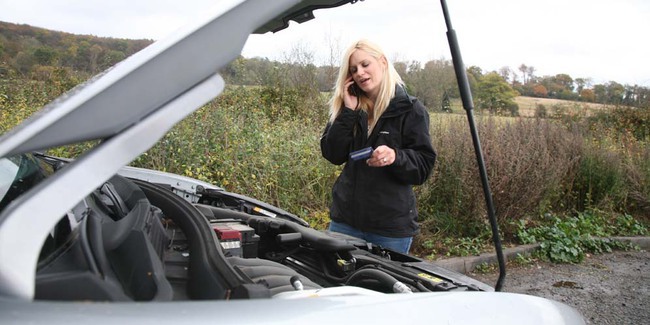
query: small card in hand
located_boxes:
[350,147,373,161]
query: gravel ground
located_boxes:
[470,249,649,325]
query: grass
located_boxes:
[448,96,610,119]
[515,96,611,117]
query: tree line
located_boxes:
[0,21,151,79]
[2,20,649,113]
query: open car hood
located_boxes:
[0,0,361,157]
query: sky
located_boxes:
[1,0,648,87]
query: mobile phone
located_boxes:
[348,82,361,97]
[350,147,373,161]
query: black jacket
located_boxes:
[320,85,436,237]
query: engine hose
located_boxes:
[345,268,413,293]
[319,256,349,283]
[354,262,428,292]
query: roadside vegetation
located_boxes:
[1,22,648,262]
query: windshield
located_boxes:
[0,154,54,212]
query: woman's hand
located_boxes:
[367,145,395,167]
[343,77,360,110]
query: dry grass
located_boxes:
[448,96,610,118]
[421,114,585,237]
[515,96,611,117]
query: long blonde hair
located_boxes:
[328,39,404,133]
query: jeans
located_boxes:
[328,220,413,254]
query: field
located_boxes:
[514,96,611,117]
[448,96,610,117]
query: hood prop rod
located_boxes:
[440,0,505,291]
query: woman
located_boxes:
[320,39,437,254]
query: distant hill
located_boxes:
[0,21,153,77]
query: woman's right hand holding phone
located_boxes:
[343,77,360,110]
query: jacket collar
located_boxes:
[380,84,415,118]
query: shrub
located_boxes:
[422,115,584,239]
[572,145,626,212]
[588,106,650,142]
[534,103,547,118]
[131,86,337,228]
[624,143,650,217]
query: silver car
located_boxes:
[0,1,585,324]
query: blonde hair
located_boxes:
[328,39,404,133]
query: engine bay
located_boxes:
[34,172,491,302]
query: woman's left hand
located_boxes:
[367,145,395,167]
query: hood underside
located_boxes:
[0,0,361,159]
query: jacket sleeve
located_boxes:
[320,107,357,165]
[390,101,437,185]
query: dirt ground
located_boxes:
[470,249,649,324]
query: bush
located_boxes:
[564,113,650,217]
[588,106,650,142]
[572,145,626,212]
[421,115,584,239]
[624,143,650,216]
[130,86,337,227]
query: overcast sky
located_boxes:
[1,0,648,86]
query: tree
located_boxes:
[12,51,33,75]
[518,64,528,84]
[575,77,591,95]
[467,65,483,81]
[280,42,318,94]
[322,31,341,91]
[88,44,102,73]
[579,88,595,102]
[552,74,576,100]
[498,66,512,84]
[100,50,126,70]
[532,84,548,97]
[526,66,536,83]
[475,72,520,115]
[605,81,625,105]
[554,74,574,92]
[402,59,456,110]
[33,46,58,65]
[593,84,607,103]
[537,74,577,100]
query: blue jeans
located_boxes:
[328,220,413,254]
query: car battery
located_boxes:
[211,220,259,258]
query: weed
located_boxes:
[515,211,645,263]
[614,214,648,236]
[512,253,535,266]
[443,236,487,257]
[473,262,496,274]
